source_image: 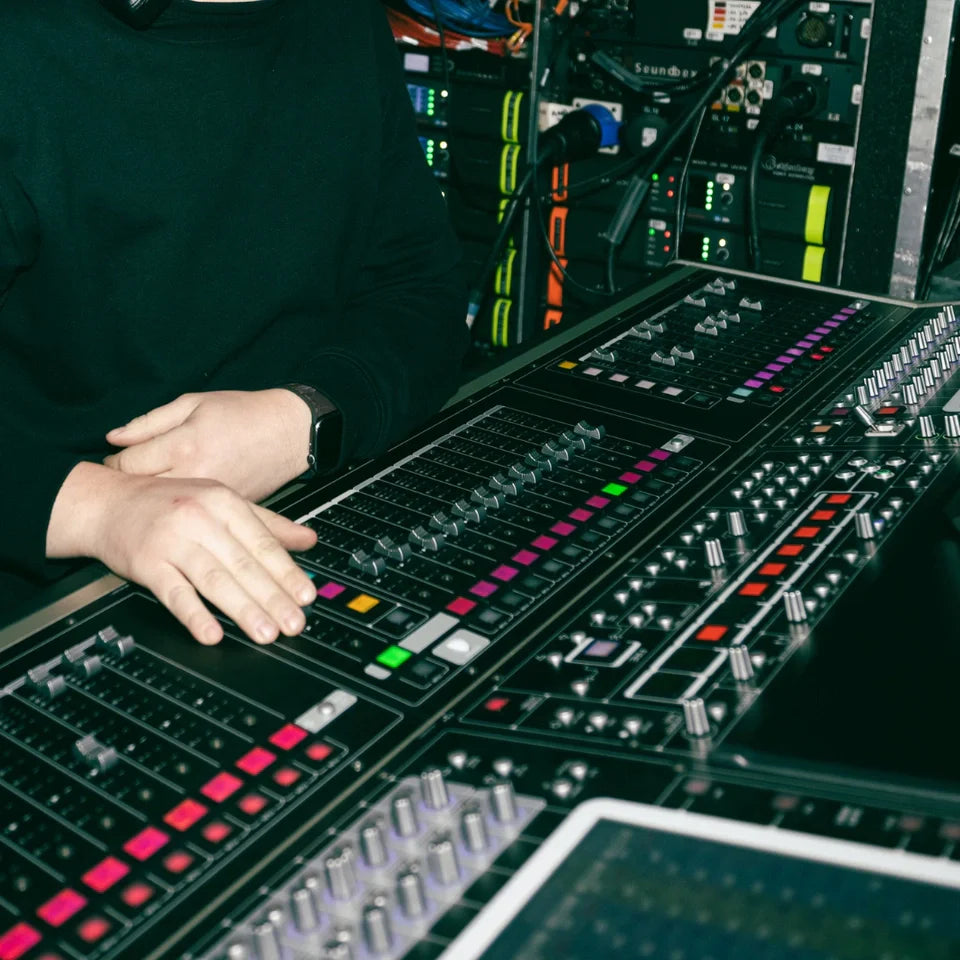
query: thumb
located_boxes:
[106,394,200,446]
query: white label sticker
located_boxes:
[684,27,703,40]
[861,18,871,39]
[649,219,668,231]
[716,172,736,185]
[403,52,430,73]
[809,2,831,11]
[802,63,823,76]
[852,84,863,105]
[817,142,856,165]
[706,0,761,36]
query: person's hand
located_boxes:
[103,389,313,502]
[47,462,318,645]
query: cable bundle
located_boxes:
[403,0,513,38]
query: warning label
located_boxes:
[706,0,762,41]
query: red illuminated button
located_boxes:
[769,385,785,393]
[202,821,232,844]
[695,625,728,643]
[777,544,805,557]
[164,797,208,832]
[120,883,155,908]
[484,696,510,712]
[878,406,899,416]
[77,916,110,945]
[758,562,787,576]
[0,923,41,960]
[269,724,308,751]
[123,826,170,862]
[809,510,836,522]
[273,767,301,788]
[201,772,243,803]
[81,856,129,893]
[237,793,268,816]
[37,889,87,928]
[738,582,768,598]
[826,493,852,505]
[794,526,820,539]
[306,743,333,762]
[446,597,476,616]
[162,851,194,875]
[236,747,277,776]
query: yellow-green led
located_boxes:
[377,645,412,669]
[602,482,628,496]
[649,227,656,236]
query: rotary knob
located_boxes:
[427,834,460,886]
[461,804,490,854]
[362,901,393,955]
[291,886,320,932]
[396,867,428,918]
[704,538,725,568]
[324,847,357,901]
[252,918,283,960]
[391,791,419,839]
[783,590,807,623]
[728,644,755,682]
[682,698,710,737]
[854,511,875,540]
[359,820,389,868]
[919,415,936,439]
[420,767,450,810]
[490,780,519,823]
[727,510,748,537]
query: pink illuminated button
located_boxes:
[585,495,610,509]
[120,883,155,908]
[273,767,301,788]
[0,923,41,960]
[269,724,308,751]
[446,597,476,615]
[123,826,170,862]
[236,746,277,776]
[490,564,518,581]
[164,797,208,832]
[202,821,232,844]
[36,889,87,928]
[81,856,130,893]
[201,771,243,803]
[618,472,641,484]
[162,851,194,875]
[237,793,269,816]
[484,696,510,712]
[316,581,345,600]
[77,916,111,944]
[511,549,539,566]
[531,535,557,551]
[633,460,656,473]
[306,742,333,762]
[649,449,671,461]
[469,581,498,598]
[550,521,576,536]
[568,508,593,522]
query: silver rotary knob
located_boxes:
[783,590,807,623]
[391,791,419,838]
[704,538,725,568]
[490,780,518,824]
[359,820,389,868]
[420,767,450,810]
[324,847,357,901]
[396,867,428,918]
[682,698,710,737]
[728,644,755,682]
[854,511,875,540]
[461,804,490,854]
[727,510,748,537]
[252,918,283,960]
[945,414,960,438]
[362,901,393,955]
[427,834,460,886]
[919,415,936,438]
[291,885,320,932]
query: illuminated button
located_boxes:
[120,882,155,908]
[878,406,900,416]
[347,593,379,614]
[602,482,628,496]
[558,360,577,369]
[794,526,820,539]
[484,696,510,712]
[236,746,277,776]
[531,535,557,551]
[511,550,539,566]
[811,425,831,434]
[376,645,411,669]
[568,508,593,522]
[777,544,805,557]
[269,723,308,750]
[490,564,518,581]
[162,851,194,875]
[550,521,576,536]
[695,625,728,643]
[164,797,208,831]
[619,472,641,484]
[82,856,129,893]
[759,562,787,576]
[77,916,110,944]
[738,582,768,597]
[37,889,87,927]
[649,450,671,461]
[273,767,301,788]
[201,772,243,803]
[446,597,476,616]
[237,793,269,816]
[316,581,346,600]
[810,510,836,522]
[202,821,232,844]
[586,495,610,508]
[0,923,41,959]
[470,580,498,597]
[826,493,852,504]
[123,826,169,862]
[634,460,656,472]
[306,742,333,762]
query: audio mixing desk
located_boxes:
[2,266,960,960]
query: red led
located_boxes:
[695,625,728,643]
[664,230,672,238]
[794,526,820,539]
[0,923,42,960]
[81,856,130,893]
[273,767,301,788]
[668,175,676,183]
[826,493,852,505]
[878,406,899,416]
[738,582,768,598]
[269,723,308,751]
[306,742,333,762]
[446,597,476,616]
[811,353,824,360]
[202,821,232,844]
[164,797,208,832]
[238,793,269,816]
[758,562,787,576]
[484,696,510,712]
[810,510,836,522]
[236,746,277,776]
[201,771,243,803]
[36,889,87,928]
[820,345,835,352]
[666,189,675,198]
[120,882,155,908]
[777,544,805,557]
[77,917,110,945]
[663,245,671,253]
[123,826,170,862]
[769,385,785,393]
[162,851,194,875]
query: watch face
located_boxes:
[312,409,344,473]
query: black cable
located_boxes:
[427,0,453,94]
[674,105,708,264]
[747,127,773,271]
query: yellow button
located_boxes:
[348,594,380,613]
[811,425,832,434]
[558,360,577,370]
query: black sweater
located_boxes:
[0,0,468,620]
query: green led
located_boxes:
[376,645,412,669]
[602,482,628,497]
[652,173,660,182]
[649,227,656,236]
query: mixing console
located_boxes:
[1,266,959,960]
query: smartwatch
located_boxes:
[282,383,343,477]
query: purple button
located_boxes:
[776,355,795,364]
[754,371,774,381]
[744,378,764,389]
[796,340,814,349]
[814,326,831,335]
[832,313,848,321]
[765,363,784,373]
[806,333,822,342]
[787,348,804,356]
[824,320,841,328]
[649,449,671,461]
[841,307,857,315]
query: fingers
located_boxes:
[104,432,178,476]
[106,394,200,446]
[151,563,224,646]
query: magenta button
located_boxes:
[551,521,577,536]
[841,307,857,315]
[569,508,593,522]
[832,313,847,321]
[470,581,498,598]
[619,472,641,484]
[744,379,764,389]
[586,495,610,508]
[317,582,345,600]
[649,449,671,461]
[814,326,831,335]
[806,333,822,341]
[765,363,784,373]
[787,347,804,356]
[776,355,795,364]
[754,371,774,381]
[634,460,656,472]
[531,535,557,551]
[796,340,814,348]
[512,549,539,566]
[824,319,841,328]
[491,564,518,581]
[446,597,476,616]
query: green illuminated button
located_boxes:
[377,646,412,669]
[602,482,628,497]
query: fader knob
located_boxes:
[360,820,389,868]
[427,835,460,886]
[490,780,519,824]
[362,902,393,955]
[704,538,725,568]
[420,767,450,810]
[729,644,755,681]
[391,792,419,838]
[945,414,960,438]
[783,590,807,623]
[904,383,919,405]
[291,886,320,932]
[854,511,875,540]
[324,848,357,901]
[461,805,490,854]
[397,868,428,918]
[682,698,710,738]
[919,415,936,438]
[252,920,282,960]
[727,510,748,537]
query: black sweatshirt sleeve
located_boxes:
[287,4,469,466]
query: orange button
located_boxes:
[739,582,768,597]
[758,562,787,576]
[794,526,820,539]
[826,493,852,505]
[809,510,835,522]
[696,625,728,642]
[777,544,804,557]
